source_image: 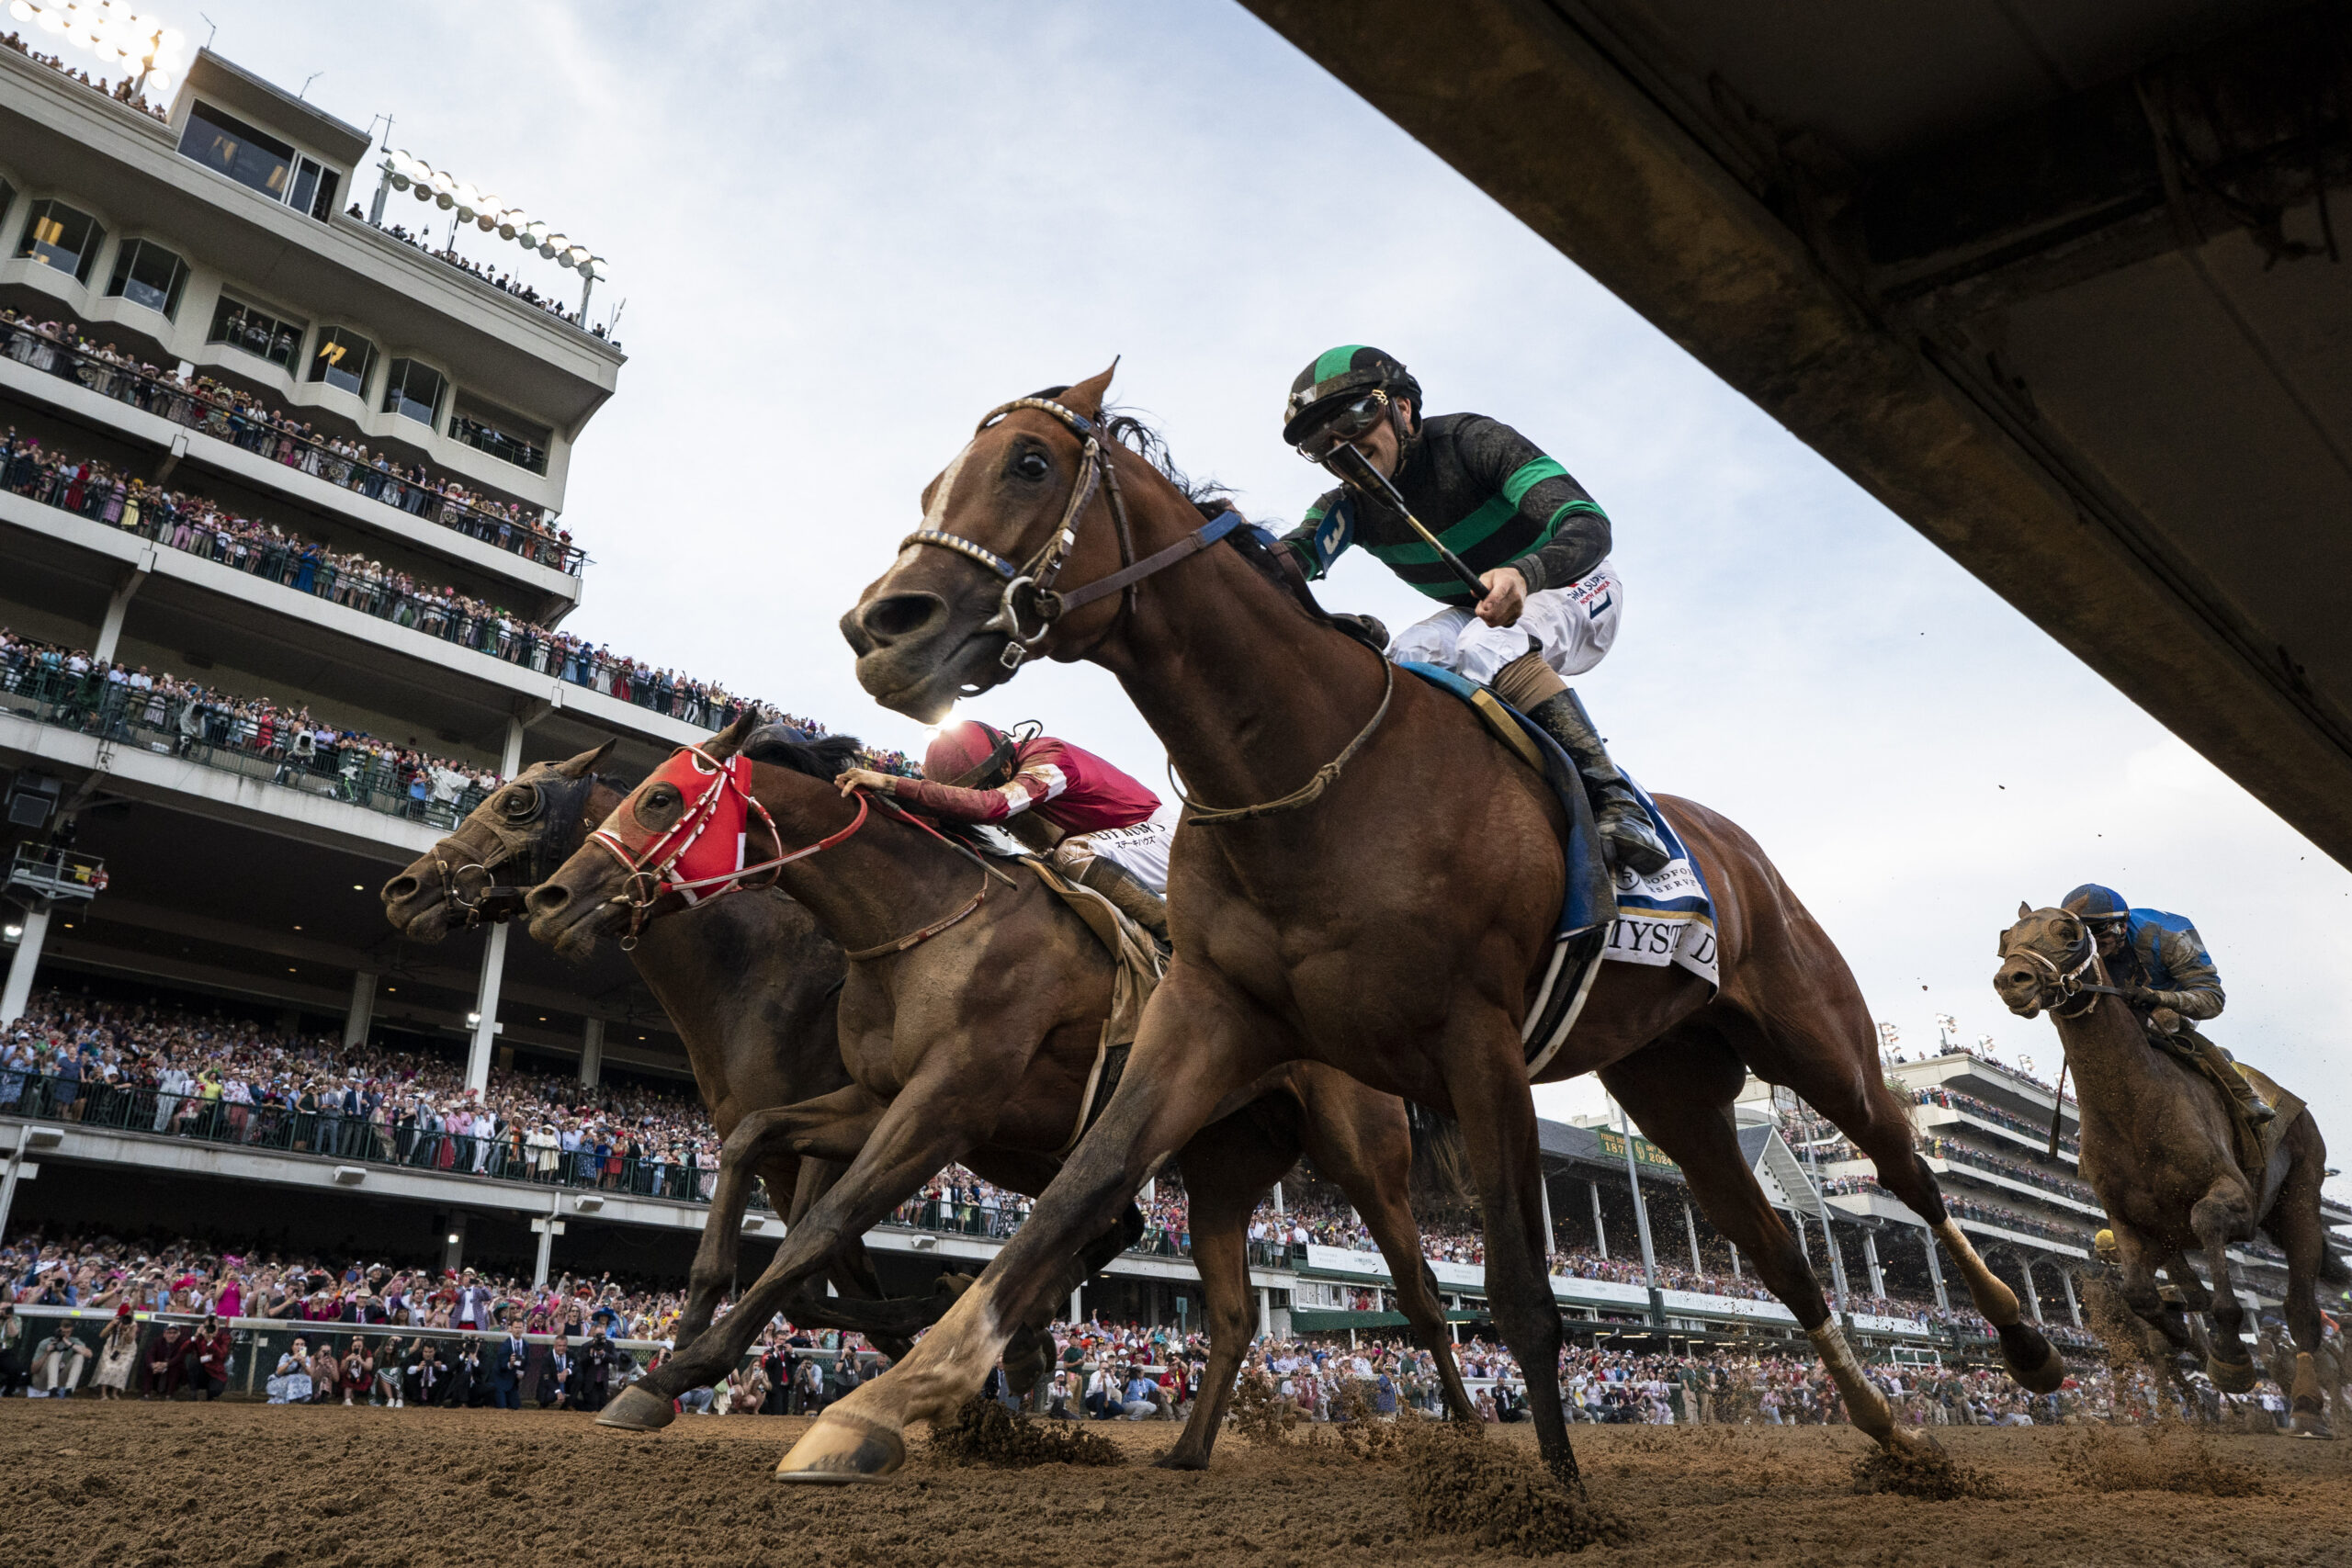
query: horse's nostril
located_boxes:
[526,884,571,919]
[383,875,419,903]
[861,592,946,647]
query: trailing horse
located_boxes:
[1996,903,2341,1437]
[521,714,1476,1463]
[379,746,932,1351]
[794,366,2060,1486]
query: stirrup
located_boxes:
[1595,800,1670,876]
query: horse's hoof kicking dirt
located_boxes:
[775,1411,904,1483]
[2205,1355,2257,1393]
[594,1384,676,1432]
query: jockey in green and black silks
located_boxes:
[1275,345,1670,874]
[2062,883,2275,1123]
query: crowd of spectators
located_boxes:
[351,220,608,337]
[4,310,579,572]
[0,423,917,777]
[1906,1083,2083,1160]
[1816,1130,2100,1208]
[0,32,169,123]
[2,628,507,826]
[0,990,732,1203]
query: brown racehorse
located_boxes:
[522,715,1476,1462]
[793,366,2061,1487]
[1996,904,2343,1437]
[380,747,934,1353]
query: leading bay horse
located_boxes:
[792,366,2060,1486]
[522,716,1476,1464]
[1996,904,2343,1437]
[380,746,934,1352]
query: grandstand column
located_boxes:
[2018,1256,2044,1324]
[1616,1105,1662,1325]
[1072,1286,1084,1324]
[1589,1180,1608,1258]
[1682,1198,1702,1269]
[0,902,52,1027]
[344,970,378,1049]
[465,926,509,1093]
[1272,1181,1284,1215]
[579,1017,604,1087]
[1920,1224,1951,1310]
[1538,1170,1555,1263]
[2060,1266,2082,1327]
[1862,1224,1885,1297]
[531,1205,565,1289]
[92,552,153,664]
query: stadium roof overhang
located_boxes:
[1241,0,2352,866]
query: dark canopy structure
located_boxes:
[1243,1,2352,865]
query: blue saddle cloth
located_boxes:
[1398,662,1619,1072]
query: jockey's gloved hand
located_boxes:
[2147,1006,2183,1035]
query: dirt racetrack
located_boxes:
[2,1402,2346,1568]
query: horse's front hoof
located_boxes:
[594,1384,677,1432]
[775,1411,904,1483]
[1891,1425,1943,1458]
[2205,1354,2257,1393]
[1151,1445,1210,1472]
[1996,1323,2067,1393]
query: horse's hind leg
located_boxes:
[1601,1032,1935,1459]
[1159,1099,1305,1471]
[2263,1124,2337,1436]
[1712,972,2064,1393]
[1301,1073,1475,1425]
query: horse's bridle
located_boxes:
[899,396,1241,673]
[586,745,862,951]
[435,778,591,926]
[2001,921,2130,1021]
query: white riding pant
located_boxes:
[1386,560,1622,685]
[1047,818,1172,897]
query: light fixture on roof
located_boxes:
[494,208,526,241]
[472,195,503,232]
[537,231,566,261]
[368,151,612,289]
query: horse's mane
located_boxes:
[1091,401,1366,639]
[741,727,865,782]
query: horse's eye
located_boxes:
[1015,451,1049,481]
[503,787,538,819]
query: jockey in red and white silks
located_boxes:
[835,720,1171,943]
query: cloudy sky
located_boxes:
[193,2,2347,1192]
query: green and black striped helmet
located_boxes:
[1283,345,1420,446]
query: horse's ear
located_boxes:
[705,711,762,761]
[2018,900,2034,919]
[553,739,616,780]
[1062,359,1119,421]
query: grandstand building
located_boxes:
[0,39,759,1275]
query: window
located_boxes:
[105,239,190,318]
[176,101,341,220]
[383,358,447,426]
[16,199,106,283]
[307,327,378,398]
[208,295,307,372]
[179,102,297,200]
[450,396,550,475]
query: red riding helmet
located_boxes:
[922,719,1020,788]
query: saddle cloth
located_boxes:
[1021,856,1164,1156]
[1398,662,1722,1076]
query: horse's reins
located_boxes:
[899,394,1388,823]
[2001,922,2132,1157]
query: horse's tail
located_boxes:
[1408,1101,1474,1206]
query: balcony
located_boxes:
[1,320,583,598]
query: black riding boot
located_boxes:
[1076,856,1171,949]
[1525,690,1671,876]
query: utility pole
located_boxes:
[1616,1100,1661,1327]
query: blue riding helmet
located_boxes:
[2062,884,2129,923]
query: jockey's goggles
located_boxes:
[1292,389,1392,460]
